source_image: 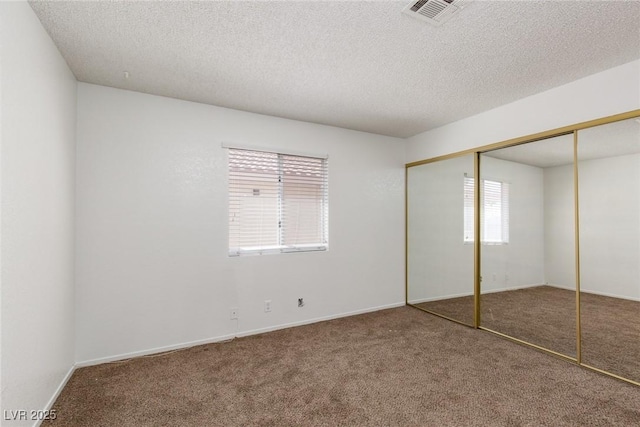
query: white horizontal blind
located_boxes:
[281,154,328,248]
[229,150,279,253]
[482,179,509,243]
[464,176,509,244]
[501,181,510,243]
[463,176,475,242]
[229,148,328,255]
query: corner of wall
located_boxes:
[1,1,78,424]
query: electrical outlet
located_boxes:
[230,308,238,320]
[264,300,272,313]
[298,298,304,307]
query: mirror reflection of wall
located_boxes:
[407,154,474,326]
[577,118,640,383]
[480,134,576,358]
[406,112,640,385]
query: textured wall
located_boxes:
[75,83,405,364]
[0,2,77,425]
[545,153,640,300]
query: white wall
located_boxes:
[579,153,640,300]
[480,156,545,292]
[407,155,544,303]
[0,2,77,426]
[75,83,405,364]
[543,164,576,290]
[406,60,640,163]
[545,154,640,300]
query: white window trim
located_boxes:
[227,147,329,256]
[222,142,328,160]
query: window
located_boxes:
[464,176,509,244]
[228,148,328,256]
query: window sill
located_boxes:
[229,245,328,257]
[463,241,509,246]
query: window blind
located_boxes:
[482,179,509,243]
[228,148,328,255]
[464,176,509,244]
[464,176,475,242]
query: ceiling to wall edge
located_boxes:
[404,109,640,168]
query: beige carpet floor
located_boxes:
[415,285,640,383]
[46,306,640,426]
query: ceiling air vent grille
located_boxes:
[403,0,471,26]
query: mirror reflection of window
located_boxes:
[407,154,475,326]
[480,134,576,358]
[463,176,509,244]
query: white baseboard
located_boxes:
[482,283,544,294]
[76,301,406,367]
[545,283,573,290]
[33,364,76,427]
[582,289,640,302]
[408,292,472,304]
[409,283,543,304]
[410,283,640,304]
[235,301,406,338]
[76,333,237,367]
[33,302,406,426]
[548,283,640,301]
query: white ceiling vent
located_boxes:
[402,0,471,26]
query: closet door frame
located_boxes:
[405,109,640,387]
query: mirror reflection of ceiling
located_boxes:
[484,119,640,168]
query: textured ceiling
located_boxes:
[29,0,640,138]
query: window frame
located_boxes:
[227,147,329,256]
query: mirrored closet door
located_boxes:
[577,118,640,382]
[479,135,577,358]
[405,109,640,386]
[407,154,475,326]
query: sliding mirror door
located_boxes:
[480,135,577,358]
[577,118,640,383]
[407,154,475,326]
